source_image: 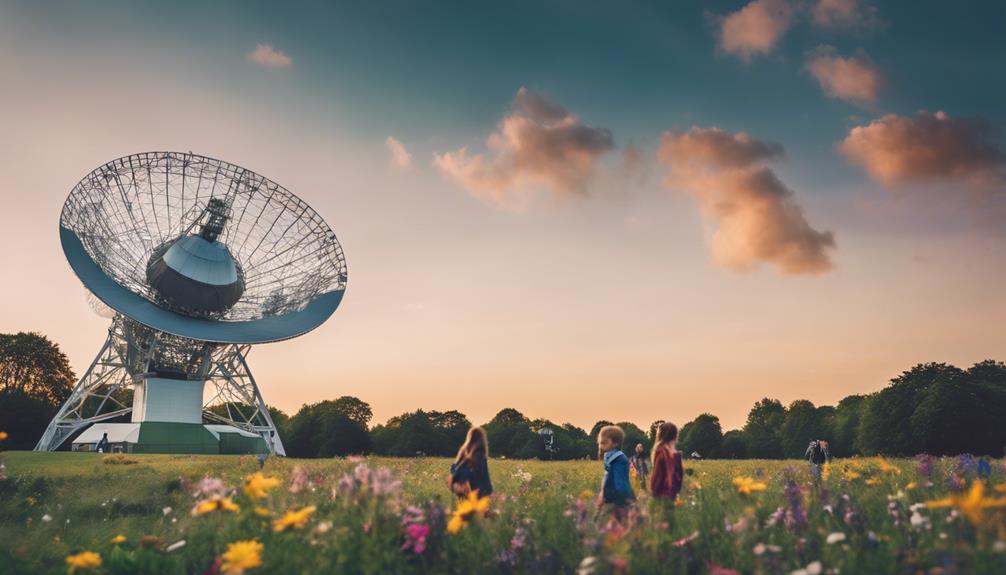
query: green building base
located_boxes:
[73,422,269,455]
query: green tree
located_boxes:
[780,400,825,458]
[648,420,666,442]
[742,398,786,458]
[616,421,650,457]
[286,397,373,457]
[678,413,722,458]
[830,395,865,457]
[589,420,614,440]
[858,363,963,456]
[720,430,748,459]
[0,332,76,449]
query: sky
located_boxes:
[0,0,1004,432]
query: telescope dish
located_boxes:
[37,151,349,455]
[59,151,347,343]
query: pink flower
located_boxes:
[194,475,226,498]
[289,466,309,494]
[401,522,429,554]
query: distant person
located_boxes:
[805,439,830,480]
[449,427,493,498]
[650,422,684,501]
[596,425,635,518]
[96,432,110,453]
[629,443,650,493]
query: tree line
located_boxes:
[2,331,1005,458]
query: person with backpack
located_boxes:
[805,439,830,480]
[449,427,493,498]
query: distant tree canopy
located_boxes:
[371,409,471,457]
[285,397,372,458]
[0,332,76,450]
[8,330,1006,460]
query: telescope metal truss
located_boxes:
[34,318,286,455]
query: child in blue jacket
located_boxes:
[596,425,635,518]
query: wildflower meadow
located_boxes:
[1,451,1006,574]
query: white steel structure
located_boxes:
[36,152,347,455]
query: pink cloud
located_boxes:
[434,87,614,206]
[717,0,794,62]
[811,0,877,28]
[247,44,292,68]
[385,136,413,169]
[839,111,1006,190]
[659,127,835,275]
[806,46,882,106]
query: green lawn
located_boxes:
[1,452,1004,574]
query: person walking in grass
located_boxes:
[650,422,684,501]
[629,443,650,493]
[449,427,493,498]
[805,439,830,480]
[596,425,635,520]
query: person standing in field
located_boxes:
[629,443,650,493]
[449,427,493,498]
[805,439,830,480]
[650,422,684,501]
[596,425,635,519]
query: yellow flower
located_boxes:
[905,481,918,490]
[193,496,240,516]
[689,480,702,490]
[110,535,126,544]
[865,478,881,486]
[0,431,8,441]
[926,481,1006,527]
[220,540,263,575]
[272,505,316,532]
[243,473,281,499]
[447,491,491,534]
[66,550,101,573]
[821,463,831,481]
[843,470,861,481]
[878,459,902,475]
[732,476,767,496]
[994,484,1006,494]
[579,489,595,500]
[253,506,272,517]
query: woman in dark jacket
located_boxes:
[449,427,493,497]
[650,422,684,500]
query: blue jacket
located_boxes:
[602,449,635,504]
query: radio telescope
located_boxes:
[35,152,347,455]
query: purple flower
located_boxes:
[353,463,371,485]
[371,467,402,497]
[783,481,807,530]
[915,454,935,478]
[956,454,977,475]
[977,458,992,479]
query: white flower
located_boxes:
[910,510,930,530]
[162,506,173,516]
[165,540,186,552]
[577,556,598,575]
[993,540,1006,553]
[41,514,52,522]
[826,532,846,544]
[806,561,823,575]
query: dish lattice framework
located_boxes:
[61,151,347,322]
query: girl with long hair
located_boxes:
[449,427,493,497]
[649,421,684,500]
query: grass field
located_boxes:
[1,452,1005,574]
